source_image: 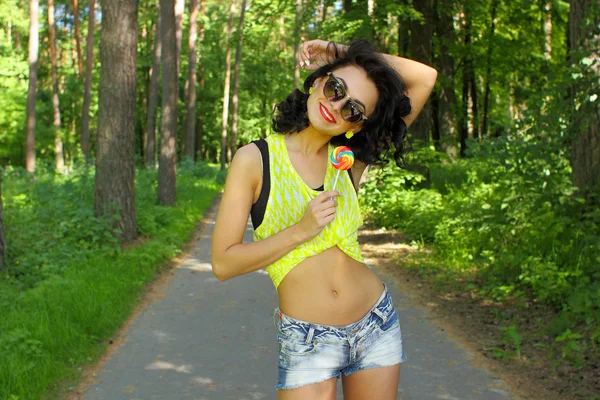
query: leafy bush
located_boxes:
[360,133,600,326]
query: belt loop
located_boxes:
[373,307,387,323]
[306,327,315,345]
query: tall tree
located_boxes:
[48,0,65,172]
[465,1,479,140]
[183,0,200,161]
[397,0,410,56]
[81,0,97,160]
[145,6,161,168]
[435,0,458,157]
[158,0,178,205]
[482,0,498,137]
[230,0,247,158]
[72,0,84,75]
[175,0,184,76]
[458,4,473,157]
[26,0,39,173]
[542,1,552,59]
[0,169,5,272]
[569,0,600,192]
[220,0,235,171]
[195,0,206,161]
[293,0,303,88]
[95,0,139,242]
[409,0,434,142]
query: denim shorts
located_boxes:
[273,284,407,390]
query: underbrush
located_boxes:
[0,161,223,399]
[360,135,600,372]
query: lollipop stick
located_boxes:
[332,169,341,192]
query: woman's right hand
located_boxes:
[297,39,340,71]
[296,190,341,240]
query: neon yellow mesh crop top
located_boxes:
[253,134,365,289]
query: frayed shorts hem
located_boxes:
[275,360,406,391]
[342,358,406,377]
[275,373,341,391]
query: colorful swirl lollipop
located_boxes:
[330,146,355,171]
[330,146,354,191]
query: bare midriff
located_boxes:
[277,245,384,326]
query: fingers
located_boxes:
[315,203,337,226]
[298,49,311,69]
[316,190,341,200]
[298,40,327,70]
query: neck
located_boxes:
[286,126,331,156]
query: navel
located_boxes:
[332,290,339,298]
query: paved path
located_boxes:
[82,198,516,400]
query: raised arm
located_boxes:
[298,40,437,128]
[378,54,437,127]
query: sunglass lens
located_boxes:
[324,79,345,101]
[342,102,363,123]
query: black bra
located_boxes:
[249,139,354,230]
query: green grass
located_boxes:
[0,161,223,400]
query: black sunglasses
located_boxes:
[323,72,368,123]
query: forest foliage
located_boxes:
[0,0,598,394]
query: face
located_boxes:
[307,65,378,136]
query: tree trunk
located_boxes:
[470,68,479,139]
[318,0,325,31]
[175,0,184,77]
[26,0,39,173]
[569,0,600,193]
[145,6,161,168]
[48,0,65,172]
[195,0,206,161]
[542,1,552,59]
[409,0,434,142]
[343,0,353,12]
[459,64,469,157]
[72,0,84,75]
[231,0,247,159]
[158,0,178,205]
[138,24,150,165]
[279,15,287,52]
[367,0,375,42]
[220,0,235,171]
[482,0,498,137]
[293,0,302,89]
[0,169,5,272]
[95,0,139,242]
[459,8,472,157]
[81,0,96,160]
[397,12,409,56]
[435,0,458,158]
[183,0,199,162]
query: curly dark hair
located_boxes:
[272,40,412,168]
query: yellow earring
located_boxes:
[345,130,354,139]
[309,87,315,94]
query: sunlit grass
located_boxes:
[0,162,223,400]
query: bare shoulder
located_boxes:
[232,142,262,169]
[225,142,263,198]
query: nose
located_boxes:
[329,96,348,113]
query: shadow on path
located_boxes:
[80,198,516,400]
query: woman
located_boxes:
[211,39,437,399]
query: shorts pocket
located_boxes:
[375,310,399,333]
[278,334,318,357]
